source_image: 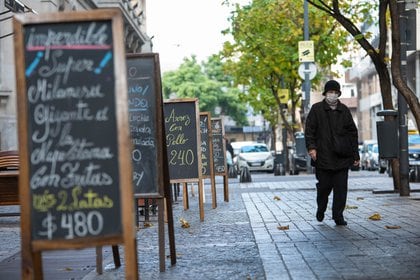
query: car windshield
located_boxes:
[367,143,376,151]
[372,145,378,153]
[231,142,255,156]
[409,135,420,146]
[241,145,268,153]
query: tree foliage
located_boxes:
[162,55,248,126]
[307,0,420,194]
[221,0,348,143]
[307,0,395,111]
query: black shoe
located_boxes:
[316,211,324,222]
[334,218,347,226]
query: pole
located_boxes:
[303,0,312,174]
[398,1,410,196]
[282,124,288,172]
[303,0,310,108]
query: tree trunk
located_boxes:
[391,159,400,193]
[271,126,277,152]
[389,1,420,130]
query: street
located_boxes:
[1,170,419,279]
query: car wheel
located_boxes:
[379,167,386,174]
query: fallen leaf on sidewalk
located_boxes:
[180,218,190,228]
[63,267,73,271]
[167,253,183,258]
[143,222,153,228]
[385,225,401,229]
[369,213,382,220]
[346,205,358,209]
[277,225,289,230]
[356,197,364,200]
[273,196,281,201]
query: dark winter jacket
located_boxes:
[305,99,359,170]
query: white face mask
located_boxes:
[326,92,339,103]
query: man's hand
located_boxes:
[353,160,360,166]
[308,149,317,161]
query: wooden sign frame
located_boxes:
[211,118,229,202]
[164,98,202,183]
[126,53,165,198]
[164,98,204,221]
[200,112,217,209]
[126,53,176,271]
[14,10,138,279]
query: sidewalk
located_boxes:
[1,172,420,279]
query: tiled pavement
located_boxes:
[243,185,420,280]
[1,172,420,279]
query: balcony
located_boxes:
[95,0,151,53]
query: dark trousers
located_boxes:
[315,168,348,220]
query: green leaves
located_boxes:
[354,33,365,41]
[221,0,347,134]
[162,55,248,126]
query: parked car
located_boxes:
[382,134,420,179]
[231,141,256,172]
[350,145,363,171]
[408,134,420,181]
[236,143,274,173]
[362,143,388,172]
[289,146,307,175]
[231,141,256,159]
[361,140,377,170]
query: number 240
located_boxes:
[169,149,194,166]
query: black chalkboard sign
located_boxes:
[14,10,139,279]
[200,112,213,178]
[127,54,164,197]
[14,11,134,242]
[164,99,201,182]
[211,118,227,175]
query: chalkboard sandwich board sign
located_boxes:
[199,112,214,179]
[200,112,217,209]
[127,53,165,198]
[211,118,227,176]
[164,99,202,183]
[13,9,138,279]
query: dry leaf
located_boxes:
[180,218,190,228]
[346,205,358,209]
[143,222,153,228]
[369,213,382,220]
[167,253,183,258]
[356,197,364,200]
[273,196,281,201]
[63,267,73,271]
[277,225,289,230]
[385,225,401,229]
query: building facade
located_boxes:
[346,7,419,142]
[0,0,151,150]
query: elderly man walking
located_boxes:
[305,80,360,226]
